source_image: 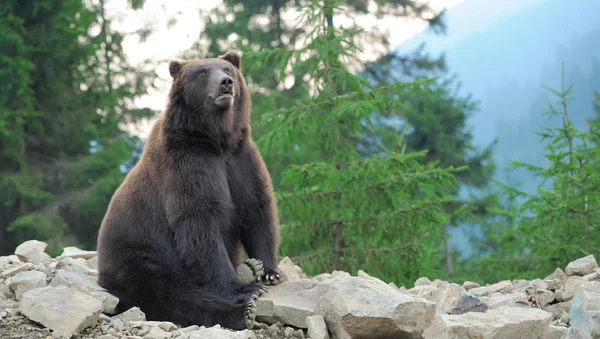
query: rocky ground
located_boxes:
[1,240,599,339]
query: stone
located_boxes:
[545,301,573,318]
[422,306,553,339]
[7,270,47,300]
[179,327,256,339]
[533,289,555,307]
[305,315,330,339]
[462,281,479,290]
[112,307,146,324]
[568,281,600,337]
[435,283,488,314]
[415,277,432,286]
[488,291,529,309]
[561,327,593,339]
[315,275,436,339]
[548,325,568,339]
[1,263,34,279]
[313,273,333,282]
[557,277,587,302]
[0,255,21,267]
[20,285,103,338]
[14,240,49,264]
[407,285,439,301]
[293,329,304,338]
[145,326,171,339]
[284,327,295,337]
[468,280,513,296]
[49,269,118,314]
[256,280,329,328]
[277,257,302,283]
[57,246,98,260]
[55,257,95,276]
[566,255,598,277]
[583,270,600,282]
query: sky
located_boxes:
[111,0,543,138]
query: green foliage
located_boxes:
[0,0,157,254]
[248,0,464,286]
[469,69,600,283]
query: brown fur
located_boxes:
[96,51,281,330]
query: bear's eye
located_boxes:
[200,69,208,75]
[224,68,231,75]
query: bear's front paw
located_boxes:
[244,294,257,329]
[259,269,283,285]
[236,258,265,284]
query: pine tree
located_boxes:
[0,0,157,254]
[472,69,600,281]
[243,0,463,285]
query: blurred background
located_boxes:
[1,0,599,286]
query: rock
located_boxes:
[57,246,98,260]
[293,329,304,338]
[546,301,573,319]
[257,280,329,328]
[20,285,103,338]
[548,325,568,339]
[284,327,294,337]
[531,289,555,307]
[1,263,34,279]
[305,315,329,339]
[277,257,302,283]
[462,281,479,290]
[112,306,146,324]
[566,255,598,277]
[415,277,432,286]
[469,280,513,296]
[422,306,553,339]
[7,270,47,300]
[145,326,171,339]
[315,275,436,339]
[179,326,256,339]
[313,273,333,282]
[14,240,50,264]
[557,277,587,302]
[55,257,95,276]
[0,255,21,267]
[488,291,529,309]
[568,281,600,337]
[583,270,600,282]
[49,269,118,314]
[435,283,488,314]
[407,285,439,301]
[561,327,593,339]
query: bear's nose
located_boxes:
[220,75,234,92]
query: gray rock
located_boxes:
[57,246,98,260]
[256,280,329,328]
[145,326,172,339]
[436,283,488,314]
[557,277,587,302]
[277,257,302,283]
[462,281,479,290]
[469,280,514,296]
[315,275,436,339]
[415,277,432,286]
[561,327,593,339]
[488,291,529,309]
[0,255,21,268]
[14,240,49,264]
[548,325,568,339]
[7,270,47,300]
[568,281,600,337]
[546,301,573,319]
[112,306,147,324]
[566,255,598,277]
[423,306,553,339]
[179,326,256,339]
[20,285,103,338]
[306,315,330,339]
[1,263,34,279]
[49,269,119,314]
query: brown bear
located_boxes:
[96,50,282,331]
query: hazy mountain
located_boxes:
[396,0,600,258]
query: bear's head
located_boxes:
[165,51,250,135]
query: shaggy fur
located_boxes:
[96,51,281,330]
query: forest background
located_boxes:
[1,0,599,287]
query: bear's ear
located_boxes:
[219,50,241,69]
[169,60,183,78]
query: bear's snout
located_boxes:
[219,75,234,94]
